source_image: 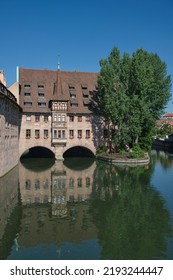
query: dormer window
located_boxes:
[70,103,78,108]
[81,84,88,90]
[83,99,90,106]
[38,92,45,97]
[69,84,75,90]
[70,93,76,98]
[38,102,46,107]
[24,84,31,89]
[24,102,32,107]
[25,92,31,96]
[83,92,89,98]
[38,84,44,89]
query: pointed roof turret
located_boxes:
[53,70,64,100]
[52,69,69,102]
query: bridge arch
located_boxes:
[63,145,95,158]
[20,145,55,159]
[19,141,96,160]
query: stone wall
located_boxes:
[0,83,21,177]
[19,113,104,159]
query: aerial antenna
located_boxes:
[58,54,60,70]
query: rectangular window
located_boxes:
[62,179,66,188]
[35,129,40,139]
[58,115,61,122]
[44,129,48,139]
[26,114,31,121]
[69,178,74,188]
[25,92,31,96]
[77,178,82,188]
[25,180,31,190]
[35,115,40,122]
[35,180,40,189]
[78,116,82,122]
[26,129,31,139]
[58,179,61,188]
[54,130,57,139]
[86,130,90,138]
[78,130,82,138]
[44,115,48,122]
[86,116,91,122]
[62,115,65,122]
[44,179,49,189]
[62,130,65,139]
[69,130,74,138]
[86,177,91,188]
[54,114,57,122]
[69,116,74,122]
[58,130,61,138]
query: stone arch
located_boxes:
[20,145,55,159]
[63,145,95,158]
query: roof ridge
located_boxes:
[19,67,98,74]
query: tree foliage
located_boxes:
[97,47,171,151]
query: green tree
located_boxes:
[97,48,130,151]
[97,47,171,151]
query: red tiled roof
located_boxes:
[163,113,173,118]
[19,68,98,114]
[156,119,173,127]
[52,70,68,101]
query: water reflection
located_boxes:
[151,150,173,170]
[91,161,172,259]
[0,153,173,260]
[0,166,22,259]
[13,158,97,259]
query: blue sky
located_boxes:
[1,0,173,112]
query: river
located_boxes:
[0,150,173,260]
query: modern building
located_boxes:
[18,68,105,159]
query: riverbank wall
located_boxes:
[97,155,150,166]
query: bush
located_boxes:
[129,144,145,159]
[96,145,107,155]
[139,132,153,152]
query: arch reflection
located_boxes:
[1,152,173,260]
[16,158,97,252]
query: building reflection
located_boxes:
[19,159,95,216]
[1,153,173,260]
[0,166,19,240]
[0,166,21,259]
[16,158,97,249]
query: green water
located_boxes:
[0,150,173,260]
